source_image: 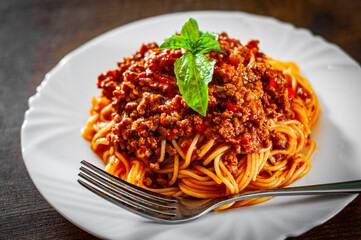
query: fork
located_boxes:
[78,160,361,224]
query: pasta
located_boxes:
[82,33,320,210]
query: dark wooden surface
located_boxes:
[1,0,360,239]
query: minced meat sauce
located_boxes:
[97,33,294,168]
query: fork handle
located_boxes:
[222,180,361,204]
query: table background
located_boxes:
[1,0,360,239]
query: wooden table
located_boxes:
[1,0,360,239]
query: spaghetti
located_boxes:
[82,33,320,210]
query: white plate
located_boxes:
[21,11,361,240]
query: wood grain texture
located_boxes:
[0,0,360,239]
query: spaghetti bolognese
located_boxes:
[82,32,320,210]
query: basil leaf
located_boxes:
[201,32,218,40]
[194,36,225,54]
[159,18,226,116]
[159,35,192,51]
[194,52,216,85]
[181,18,201,43]
[175,52,209,116]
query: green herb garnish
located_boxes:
[159,18,225,116]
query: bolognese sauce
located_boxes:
[83,30,319,205]
[98,33,295,168]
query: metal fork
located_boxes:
[78,160,361,224]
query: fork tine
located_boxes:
[81,160,176,203]
[78,168,176,211]
[78,178,177,221]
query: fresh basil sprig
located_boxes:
[159,18,225,116]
